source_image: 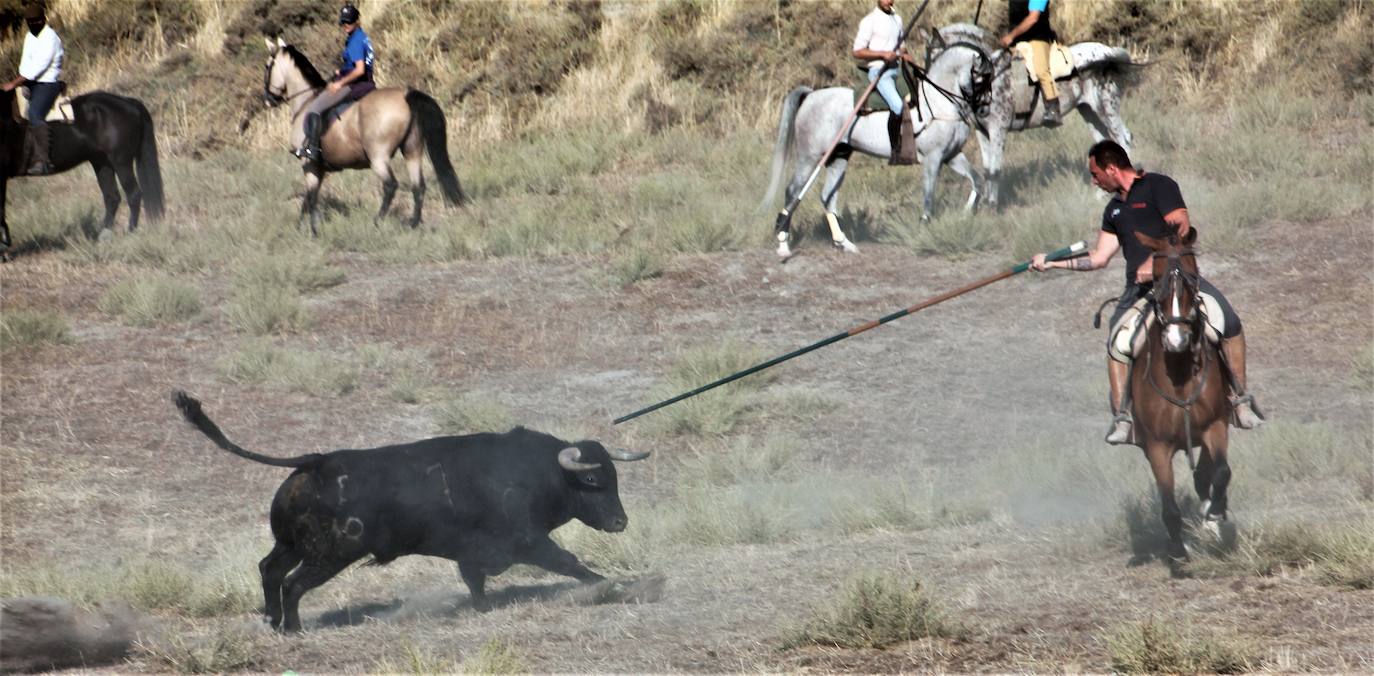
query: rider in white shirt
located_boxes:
[852,0,917,164]
[3,2,65,174]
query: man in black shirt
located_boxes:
[999,0,1061,127]
[1030,140,1264,444]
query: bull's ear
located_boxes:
[1133,231,1166,251]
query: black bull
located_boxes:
[172,391,650,633]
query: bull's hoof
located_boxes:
[471,597,492,613]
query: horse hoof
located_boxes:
[776,242,793,259]
[97,228,115,244]
[832,239,858,253]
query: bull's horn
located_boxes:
[558,447,600,471]
[608,447,651,462]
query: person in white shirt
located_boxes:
[852,0,916,164]
[3,2,65,174]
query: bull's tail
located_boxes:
[406,90,467,206]
[758,85,812,212]
[172,390,321,468]
[133,98,165,221]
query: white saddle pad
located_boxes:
[15,86,75,123]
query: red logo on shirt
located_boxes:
[1130,202,1148,208]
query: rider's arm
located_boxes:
[2,75,24,91]
[336,59,366,86]
[1031,230,1119,271]
[1000,11,1040,46]
[1163,207,1190,239]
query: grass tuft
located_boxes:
[782,574,962,650]
[0,307,71,350]
[432,391,516,435]
[1107,618,1258,674]
[462,638,527,674]
[98,274,202,327]
[647,341,776,437]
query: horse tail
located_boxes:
[406,89,467,206]
[133,99,166,221]
[759,85,812,212]
[1074,44,1150,85]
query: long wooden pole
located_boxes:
[772,0,935,234]
[613,241,1089,425]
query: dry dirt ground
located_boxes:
[2,210,1371,672]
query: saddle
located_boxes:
[321,81,376,131]
[1012,42,1075,82]
[14,83,74,124]
[1106,296,1225,364]
[1008,43,1074,126]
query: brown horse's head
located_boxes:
[1135,228,1200,353]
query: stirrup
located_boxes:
[1105,413,1133,445]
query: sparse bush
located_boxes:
[0,307,71,350]
[237,250,345,293]
[227,277,310,335]
[782,574,961,650]
[462,638,526,675]
[1190,520,1374,589]
[137,624,260,674]
[432,391,515,435]
[98,274,202,327]
[374,642,459,675]
[1107,618,1258,674]
[218,339,357,397]
[612,246,667,286]
[647,342,775,437]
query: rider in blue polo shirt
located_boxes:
[296,4,375,163]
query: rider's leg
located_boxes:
[1107,357,1134,445]
[25,82,60,175]
[1029,40,1060,127]
[1220,331,1265,429]
[869,66,906,165]
[293,87,350,160]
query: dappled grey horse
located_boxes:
[761,41,992,258]
[926,23,1141,208]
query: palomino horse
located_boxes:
[262,37,466,235]
[760,40,990,258]
[1131,228,1231,575]
[926,24,1140,209]
[2,89,165,251]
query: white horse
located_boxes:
[760,41,992,258]
[925,23,1142,208]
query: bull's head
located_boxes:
[557,442,650,533]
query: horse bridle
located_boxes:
[262,60,316,107]
[1149,249,1202,331]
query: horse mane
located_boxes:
[282,45,327,89]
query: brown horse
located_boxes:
[1130,228,1231,574]
[262,37,466,235]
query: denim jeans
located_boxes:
[867,64,902,114]
[26,81,61,127]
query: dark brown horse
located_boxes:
[1130,228,1231,574]
[1,89,165,251]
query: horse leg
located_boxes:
[1096,79,1133,154]
[1200,421,1231,521]
[819,157,856,253]
[1076,103,1112,146]
[371,157,399,226]
[404,141,425,228]
[947,152,981,213]
[113,160,143,233]
[1,175,9,250]
[92,161,122,233]
[919,150,942,222]
[775,162,812,258]
[977,126,1005,210]
[1145,440,1189,574]
[300,170,323,238]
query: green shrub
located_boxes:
[782,574,961,650]
[462,638,526,675]
[1107,618,1258,674]
[227,279,310,335]
[217,339,357,397]
[432,391,515,435]
[98,274,202,326]
[647,342,775,437]
[0,308,71,350]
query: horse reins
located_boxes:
[1143,248,1208,470]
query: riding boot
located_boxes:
[1106,358,1135,445]
[1220,333,1266,429]
[301,112,323,163]
[25,124,52,175]
[887,111,904,166]
[1041,96,1062,128]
